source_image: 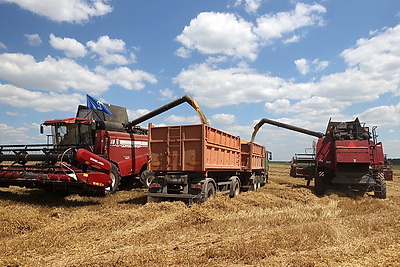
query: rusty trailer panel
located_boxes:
[241,142,266,172]
[149,124,241,172]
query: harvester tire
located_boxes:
[105,164,121,195]
[374,177,387,199]
[140,170,155,188]
[314,175,325,196]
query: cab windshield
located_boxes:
[50,123,92,147]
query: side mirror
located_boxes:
[40,124,44,134]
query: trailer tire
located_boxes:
[205,182,216,201]
[374,177,387,199]
[229,177,240,198]
[105,164,121,195]
[140,170,155,188]
[147,195,160,203]
[249,176,260,191]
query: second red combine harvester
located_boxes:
[251,117,387,198]
[147,123,270,204]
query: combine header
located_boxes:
[251,118,387,198]
[0,95,207,195]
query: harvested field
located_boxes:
[1,163,400,266]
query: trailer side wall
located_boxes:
[149,124,241,172]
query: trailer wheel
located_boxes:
[105,164,121,195]
[374,177,387,199]
[229,177,240,198]
[205,182,216,201]
[147,195,160,203]
[249,177,260,191]
[140,170,155,188]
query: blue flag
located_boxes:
[86,94,112,115]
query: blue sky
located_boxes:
[0,0,399,160]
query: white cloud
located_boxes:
[87,35,136,65]
[283,35,301,44]
[357,103,400,127]
[211,113,235,124]
[294,58,309,75]
[0,84,83,112]
[49,33,86,58]
[176,23,400,118]
[233,0,263,14]
[0,42,6,49]
[174,62,314,108]
[295,58,329,75]
[0,123,30,144]
[5,111,25,116]
[0,53,110,94]
[159,88,176,100]
[127,109,150,121]
[164,115,202,124]
[95,66,157,90]
[255,3,326,44]
[176,4,327,61]
[176,12,259,61]
[24,33,42,46]
[2,0,113,24]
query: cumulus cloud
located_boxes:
[176,4,326,61]
[174,62,314,108]
[159,88,176,100]
[1,0,113,24]
[0,84,83,112]
[164,115,202,124]
[87,35,136,65]
[233,0,263,14]
[176,12,259,61]
[49,33,86,58]
[211,113,235,124]
[95,66,157,90]
[0,53,110,94]
[24,33,42,46]
[295,58,329,75]
[176,23,400,118]
[254,3,326,44]
[127,108,150,121]
[357,103,400,127]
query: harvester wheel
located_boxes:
[314,175,325,196]
[374,177,387,199]
[105,164,121,195]
[205,182,216,201]
[140,170,155,188]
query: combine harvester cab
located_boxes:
[251,117,387,198]
[147,123,269,204]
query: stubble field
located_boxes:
[1,163,399,267]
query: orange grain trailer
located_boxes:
[147,124,268,203]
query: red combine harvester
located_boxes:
[147,123,270,204]
[251,118,387,198]
[0,95,207,195]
